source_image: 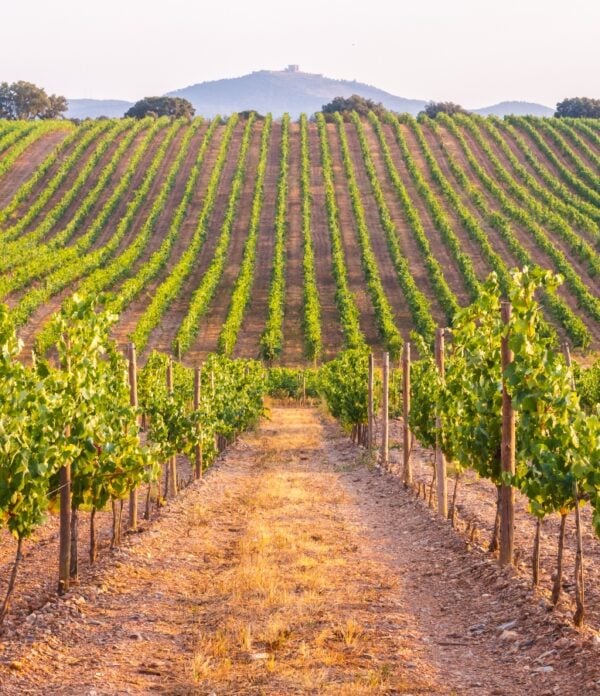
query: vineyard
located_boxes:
[1,111,600,693]
[0,113,599,362]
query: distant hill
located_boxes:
[66,99,133,119]
[65,69,554,120]
[472,101,553,117]
[166,68,427,118]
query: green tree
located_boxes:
[420,101,465,118]
[0,81,68,120]
[555,97,600,118]
[125,96,195,119]
[321,94,387,121]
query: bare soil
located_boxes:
[1,406,599,694]
[457,122,600,295]
[280,121,307,364]
[1,117,600,360]
[382,122,472,307]
[326,122,380,348]
[509,122,596,202]
[434,121,600,345]
[306,124,344,360]
[0,130,70,208]
[188,120,265,361]
[12,124,181,357]
[141,121,246,359]
[110,122,225,350]
[232,122,282,361]
[343,121,415,340]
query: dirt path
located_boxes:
[2,406,598,695]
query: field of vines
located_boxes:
[0,113,599,365]
[1,112,600,692]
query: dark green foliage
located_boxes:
[321,94,387,121]
[555,97,600,118]
[0,81,67,120]
[267,367,319,400]
[125,96,195,119]
[420,101,465,118]
[318,349,379,432]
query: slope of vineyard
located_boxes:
[1,114,599,364]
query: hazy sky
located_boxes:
[2,0,598,107]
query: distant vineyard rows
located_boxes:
[0,113,598,363]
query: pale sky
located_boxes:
[1,0,598,108]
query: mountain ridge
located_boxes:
[66,68,554,119]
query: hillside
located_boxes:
[66,98,134,119]
[166,68,427,118]
[473,100,554,117]
[66,68,554,119]
[0,112,598,365]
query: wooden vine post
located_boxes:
[499,302,515,567]
[435,328,448,518]
[563,341,585,625]
[194,365,203,479]
[381,352,389,471]
[58,425,71,594]
[58,335,72,594]
[128,343,139,530]
[167,359,178,497]
[402,342,412,487]
[368,353,375,451]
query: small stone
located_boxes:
[500,630,519,641]
[497,620,517,632]
[533,665,554,673]
[250,652,269,660]
[129,633,143,641]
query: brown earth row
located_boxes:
[106,122,212,349]
[458,121,600,295]
[232,122,282,361]
[20,125,125,240]
[280,121,306,364]
[140,121,246,359]
[0,116,599,364]
[480,121,599,245]
[326,122,380,347]
[306,124,345,360]
[111,122,227,350]
[511,121,599,204]
[532,122,600,188]
[0,130,70,209]
[187,120,266,363]
[342,121,414,340]
[434,122,600,345]
[13,124,184,356]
